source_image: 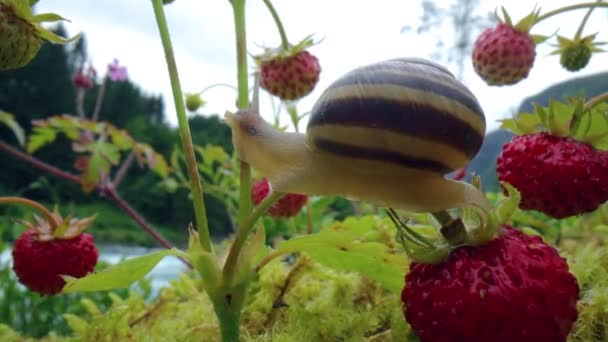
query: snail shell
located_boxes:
[225,58,490,214]
[306,58,486,175]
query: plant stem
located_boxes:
[583,91,608,111]
[232,0,253,228]
[111,150,135,188]
[151,0,212,253]
[197,83,238,95]
[536,2,608,24]
[0,141,81,184]
[262,0,289,50]
[432,211,467,245]
[0,196,59,230]
[223,191,285,283]
[214,302,241,342]
[91,78,107,122]
[574,0,602,39]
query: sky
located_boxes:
[37,0,608,134]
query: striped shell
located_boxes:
[306,58,486,175]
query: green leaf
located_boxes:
[531,34,550,44]
[187,226,221,296]
[108,126,134,150]
[62,248,186,293]
[514,112,541,134]
[547,98,573,136]
[0,111,25,146]
[499,118,522,134]
[37,28,81,44]
[495,182,521,223]
[32,13,70,23]
[234,223,268,287]
[27,126,57,153]
[275,217,407,293]
[81,141,121,192]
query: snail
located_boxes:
[225,58,490,215]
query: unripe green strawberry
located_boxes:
[185,93,205,112]
[560,44,591,71]
[0,1,41,70]
[552,34,605,72]
[0,0,79,71]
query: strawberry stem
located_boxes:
[535,2,608,26]
[262,0,290,50]
[0,196,59,231]
[583,91,608,111]
[196,83,238,96]
[432,211,467,245]
[574,0,601,40]
[151,0,212,253]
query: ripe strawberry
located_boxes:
[73,71,93,89]
[12,212,98,295]
[472,23,536,85]
[258,50,320,101]
[497,133,608,219]
[255,36,321,101]
[402,225,579,342]
[252,178,307,218]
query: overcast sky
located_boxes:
[38,0,607,133]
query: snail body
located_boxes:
[226,58,490,213]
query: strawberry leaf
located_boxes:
[514,112,541,134]
[0,111,25,146]
[531,34,550,44]
[62,249,188,293]
[108,126,134,150]
[499,118,523,135]
[274,216,407,293]
[81,141,121,192]
[27,125,57,153]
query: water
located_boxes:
[1,245,189,297]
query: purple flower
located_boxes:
[107,59,128,82]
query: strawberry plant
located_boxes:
[1,0,608,341]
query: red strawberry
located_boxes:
[472,23,536,85]
[497,132,608,218]
[402,225,579,342]
[12,212,98,295]
[252,178,307,218]
[72,71,93,89]
[259,49,320,101]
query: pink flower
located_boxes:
[107,59,128,82]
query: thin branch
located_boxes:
[0,141,81,184]
[75,88,87,119]
[111,150,136,188]
[91,78,107,122]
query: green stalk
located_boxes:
[232,0,252,227]
[583,91,608,111]
[214,301,241,342]
[262,0,290,50]
[574,0,602,39]
[223,191,285,282]
[0,197,59,231]
[535,2,608,24]
[150,0,212,253]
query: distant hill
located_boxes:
[466,71,608,191]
